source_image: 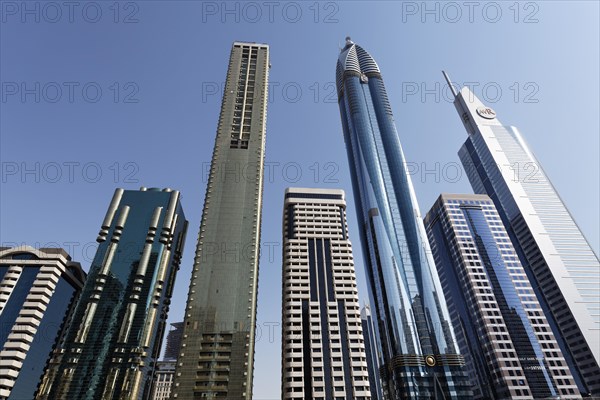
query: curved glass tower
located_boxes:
[335,38,472,399]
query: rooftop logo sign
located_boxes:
[476,106,497,119]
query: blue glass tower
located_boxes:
[362,305,384,400]
[425,194,581,399]
[335,38,472,399]
[35,187,188,400]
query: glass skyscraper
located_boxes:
[0,246,86,400]
[335,38,472,399]
[449,80,600,395]
[425,193,580,399]
[362,305,384,400]
[172,41,269,399]
[36,187,188,400]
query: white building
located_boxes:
[281,188,371,399]
[151,360,175,400]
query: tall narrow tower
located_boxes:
[447,74,600,395]
[172,42,269,399]
[281,188,372,399]
[335,38,472,399]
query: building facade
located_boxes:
[281,188,372,399]
[425,193,581,399]
[449,79,600,395]
[151,361,176,400]
[361,305,383,400]
[0,246,86,399]
[172,41,269,399]
[164,322,184,361]
[336,38,472,399]
[36,187,188,400]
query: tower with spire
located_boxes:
[447,73,600,396]
[335,39,473,399]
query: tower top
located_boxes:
[442,70,458,98]
[336,39,381,96]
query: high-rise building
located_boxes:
[164,322,184,361]
[281,188,371,399]
[151,360,176,400]
[335,38,472,399]
[425,193,581,399]
[447,74,600,395]
[36,187,188,400]
[172,41,269,399]
[0,246,86,399]
[361,305,383,400]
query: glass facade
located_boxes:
[0,247,86,400]
[35,188,187,400]
[362,305,384,400]
[452,86,600,395]
[336,38,472,399]
[425,194,581,399]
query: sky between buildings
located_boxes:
[1,2,598,399]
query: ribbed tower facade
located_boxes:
[425,193,580,399]
[335,38,472,399]
[451,82,600,396]
[281,188,371,399]
[36,187,188,400]
[0,246,86,400]
[172,42,269,399]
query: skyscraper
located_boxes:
[361,305,384,400]
[151,360,176,400]
[281,188,371,399]
[172,41,269,399]
[336,38,472,399]
[425,193,581,399]
[447,74,600,395]
[36,187,188,400]
[164,322,184,361]
[0,246,86,400]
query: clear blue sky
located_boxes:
[1,2,598,399]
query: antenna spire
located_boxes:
[442,70,458,98]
